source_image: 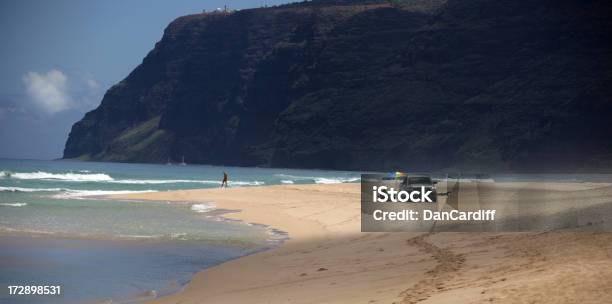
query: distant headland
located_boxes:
[63,0,612,172]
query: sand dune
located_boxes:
[113,183,612,303]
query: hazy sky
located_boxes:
[0,0,292,160]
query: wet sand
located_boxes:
[113,182,612,303]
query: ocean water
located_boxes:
[0,158,360,303]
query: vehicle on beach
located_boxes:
[399,175,438,203]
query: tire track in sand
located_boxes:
[398,233,465,304]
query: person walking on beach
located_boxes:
[221,171,228,188]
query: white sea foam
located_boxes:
[108,179,204,184]
[52,189,156,199]
[0,186,66,192]
[1,170,113,182]
[117,234,163,239]
[0,186,155,199]
[109,179,218,185]
[0,170,264,186]
[231,181,264,186]
[314,177,360,184]
[170,232,188,239]
[274,173,311,180]
[274,174,359,184]
[190,203,216,213]
[108,179,263,186]
[0,202,27,207]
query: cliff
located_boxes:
[64,0,612,171]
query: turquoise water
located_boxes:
[0,158,360,303]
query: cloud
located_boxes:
[84,76,100,90]
[22,69,72,114]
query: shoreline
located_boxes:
[112,182,612,304]
[0,234,257,304]
[0,192,285,304]
[0,198,286,248]
[112,183,379,303]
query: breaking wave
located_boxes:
[274,174,360,184]
[0,186,66,193]
[0,186,156,199]
[231,181,265,186]
[314,177,360,184]
[109,179,264,186]
[0,202,27,207]
[1,170,263,186]
[52,190,157,199]
[1,171,113,182]
[108,179,206,184]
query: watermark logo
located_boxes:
[361,173,496,232]
[362,173,612,232]
[372,186,434,203]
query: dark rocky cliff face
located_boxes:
[64,0,612,171]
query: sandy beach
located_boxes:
[113,182,612,304]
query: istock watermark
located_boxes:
[372,186,435,203]
[361,173,612,232]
